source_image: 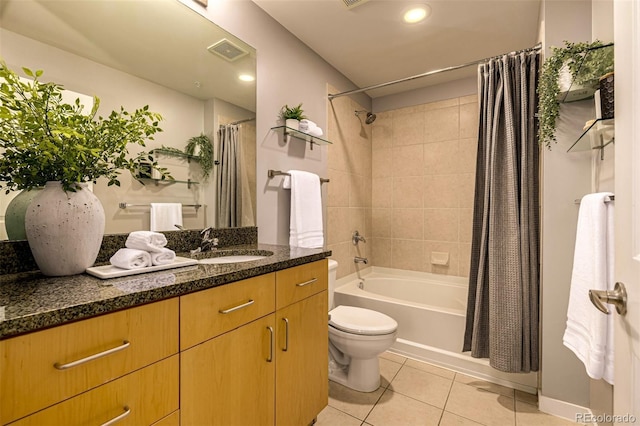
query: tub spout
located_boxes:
[354,256,368,264]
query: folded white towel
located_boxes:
[110,248,151,270]
[308,126,324,137]
[563,192,615,384]
[286,170,324,248]
[125,231,168,253]
[299,119,318,133]
[150,203,183,232]
[150,248,176,266]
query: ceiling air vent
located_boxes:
[342,0,370,9]
[207,39,248,62]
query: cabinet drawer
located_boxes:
[275,260,328,309]
[180,273,275,350]
[0,298,179,424]
[151,411,179,426]
[9,355,179,426]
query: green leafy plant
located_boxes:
[279,103,306,121]
[186,134,214,180]
[537,40,614,149]
[0,62,171,193]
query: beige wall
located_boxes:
[326,86,373,279]
[369,95,478,278]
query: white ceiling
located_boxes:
[252,0,541,98]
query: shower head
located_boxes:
[355,110,377,124]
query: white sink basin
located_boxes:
[198,255,268,264]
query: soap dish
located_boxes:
[85,256,198,279]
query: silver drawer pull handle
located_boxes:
[267,326,274,362]
[296,278,317,287]
[282,318,289,352]
[100,406,131,426]
[54,340,130,370]
[219,299,255,314]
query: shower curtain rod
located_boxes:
[227,117,256,125]
[328,43,542,100]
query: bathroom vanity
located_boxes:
[0,244,329,426]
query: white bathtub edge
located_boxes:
[538,395,594,424]
[389,338,538,395]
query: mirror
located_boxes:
[0,0,257,239]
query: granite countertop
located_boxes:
[0,244,331,339]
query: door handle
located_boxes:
[589,281,628,315]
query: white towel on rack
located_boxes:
[286,170,324,248]
[110,248,151,270]
[563,192,615,384]
[150,203,183,232]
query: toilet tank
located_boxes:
[328,259,339,310]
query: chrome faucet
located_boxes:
[354,256,368,264]
[193,227,218,253]
[352,230,367,245]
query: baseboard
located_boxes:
[538,395,594,425]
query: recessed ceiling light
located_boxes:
[238,74,255,82]
[404,5,431,23]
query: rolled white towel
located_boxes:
[308,126,324,137]
[110,248,151,270]
[299,119,318,132]
[125,231,167,253]
[150,248,176,266]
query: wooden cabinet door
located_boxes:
[275,291,328,426]
[180,314,276,426]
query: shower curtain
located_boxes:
[463,51,541,373]
[216,124,242,228]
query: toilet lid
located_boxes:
[329,305,398,336]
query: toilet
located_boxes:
[327,259,398,392]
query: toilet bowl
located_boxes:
[327,259,398,392]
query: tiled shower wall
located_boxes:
[326,89,478,279]
[326,85,372,279]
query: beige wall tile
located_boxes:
[424,175,458,208]
[460,102,479,139]
[424,241,459,275]
[327,169,350,207]
[327,241,352,279]
[327,207,350,245]
[372,148,393,178]
[457,173,476,208]
[458,208,473,243]
[372,208,393,238]
[393,110,425,146]
[393,176,423,208]
[327,139,348,173]
[349,174,367,208]
[424,208,459,242]
[424,140,459,175]
[424,97,459,111]
[394,104,426,115]
[459,94,478,105]
[371,237,393,267]
[393,208,424,240]
[372,114,393,151]
[425,106,459,143]
[372,177,393,208]
[458,243,472,278]
[392,144,424,177]
[392,239,424,271]
[458,138,478,174]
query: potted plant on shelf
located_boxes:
[186,134,214,180]
[279,103,306,130]
[537,40,614,149]
[0,62,171,276]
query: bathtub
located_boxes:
[333,267,537,394]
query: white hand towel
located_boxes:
[563,192,615,384]
[150,248,176,266]
[287,170,324,248]
[299,119,317,132]
[150,203,183,232]
[308,127,324,137]
[110,248,151,270]
[125,231,168,253]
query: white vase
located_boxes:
[285,119,300,130]
[25,181,105,276]
[5,188,43,240]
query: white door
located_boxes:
[613,0,640,421]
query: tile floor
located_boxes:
[317,352,583,426]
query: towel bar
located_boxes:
[574,195,614,204]
[119,203,202,210]
[268,169,330,184]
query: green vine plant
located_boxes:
[537,40,614,149]
[186,134,214,180]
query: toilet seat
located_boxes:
[329,305,398,336]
